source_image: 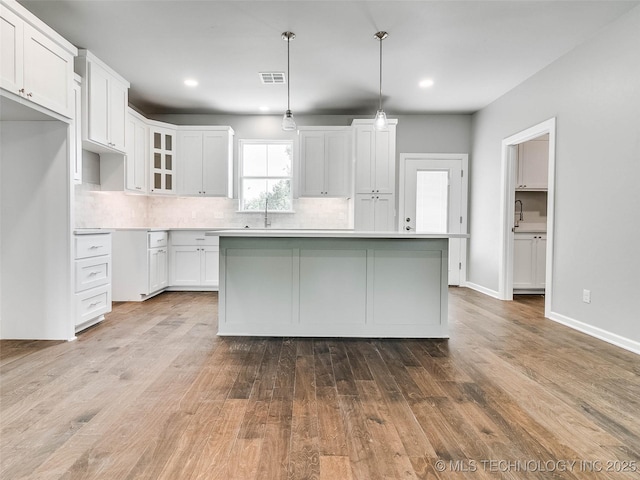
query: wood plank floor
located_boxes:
[1,289,639,479]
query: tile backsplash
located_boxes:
[75,183,351,229]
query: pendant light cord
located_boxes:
[287,35,291,111]
[379,35,383,111]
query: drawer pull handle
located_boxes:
[89,245,103,249]
[88,271,99,276]
[196,238,205,241]
[88,301,101,308]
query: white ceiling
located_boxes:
[19,0,640,116]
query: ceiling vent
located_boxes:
[260,72,286,84]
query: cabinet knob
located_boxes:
[406,226,413,231]
[27,92,33,98]
[18,88,25,94]
[406,217,411,222]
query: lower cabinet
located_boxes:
[354,193,395,231]
[74,232,112,332]
[112,230,168,301]
[513,233,546,291]
[169,231,219,290]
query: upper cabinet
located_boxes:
[1,0,77,118]
[299,127,352,197]
[353,120,397,194]
[149,124,176,194]
[177,127,234,197]
[125,109,148,193]
[75,50,130,154]
[517,137,549,190]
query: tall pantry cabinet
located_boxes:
[353,119,397,231]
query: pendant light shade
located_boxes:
[373,31,388,130]
[282,31,296,131]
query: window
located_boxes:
[239,140,293,211]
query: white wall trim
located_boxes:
[548,311,640,356]
[463,282,502,300]
[499,117,556,319]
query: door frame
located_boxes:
[498,117,556,317]
[398,153,469,286]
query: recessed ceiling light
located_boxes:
[419,78,435,88]
[259,106,270,112]
[184,79,199,87]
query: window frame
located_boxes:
[238,139,294,212]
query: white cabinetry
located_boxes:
[112,230,168,301]
[71,74,82,183]
[177,127,234,197]
[75,50,129,153]
[150,125,176,194]
[353,119,397,231]
[517,138,548,190]
[513,233,547,291]
[1,0,77,118]
[125,109,148,193]
[299,128,351,197]
[74,232,112,332]
[169,231,219,290]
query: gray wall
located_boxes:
[469,6,640,344]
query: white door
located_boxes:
[399,154,468,285]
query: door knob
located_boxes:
[406,217,411,222]
[405,226,413,231]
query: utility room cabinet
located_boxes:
[353,119,397,231]
[299,128,351,197]
[177,127,234,197]
[517,137,549,190]
[513,233,546,291]
[75,50,129,153]
[0,1,77,118]
[169,231,220,290]
[112,230,168,301]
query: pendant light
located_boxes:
[282,31,296,131]
[373,31,389,130]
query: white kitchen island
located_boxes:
[218,230,468,338]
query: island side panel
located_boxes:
[218,236,449,337]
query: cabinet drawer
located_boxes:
[170,230,219,246]
[75,234,112,259]
[76,284,111,325]
[75,255,111,292]
[148,231,168,248]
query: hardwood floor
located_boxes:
[1,289,639,479]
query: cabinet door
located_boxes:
[148,249,159,293]
[201,246,220,287]
[513,234,535,288]
[354,194,376,231]
[373,129,394,193]
[178,131,204,195]
[108,78,127,151]
[373,194,395,231]
[150,128,175,194]
[72,78,82,183]
[87,61,110,146]
[23,23,73,118]
[517,141,548,189]
[299,131,326,196]
[355,127,375,193]
[534,236,547,288]
[202,131,229,196]
[0,7,24,94]
[325,131,351,197]
[170,246,201,286]
[125,114,147,192]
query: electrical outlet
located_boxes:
[582,289,591,304]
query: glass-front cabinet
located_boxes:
[150,126,175,194]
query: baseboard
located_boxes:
[463,282,502,299]
[548,311,640,355]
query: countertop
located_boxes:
[74,229,115,235]
[514,223,547,233]
[214,229,469,239]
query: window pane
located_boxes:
[154,153,161,169]
[165,134,172,151]
[154,132,161,149]
[416,170,448,233]
[267,144,292,176]
[243,144,267,176]
[166,154,172,170]
[267,179,292,210]
[242,179,267,211]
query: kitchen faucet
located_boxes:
[514,199,523,227]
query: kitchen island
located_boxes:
[217,230,468,338]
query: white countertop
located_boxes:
[214,229,469,239]
[74,229,115,235]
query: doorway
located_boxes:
[399,154,468,286]
[498,118,556,317]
